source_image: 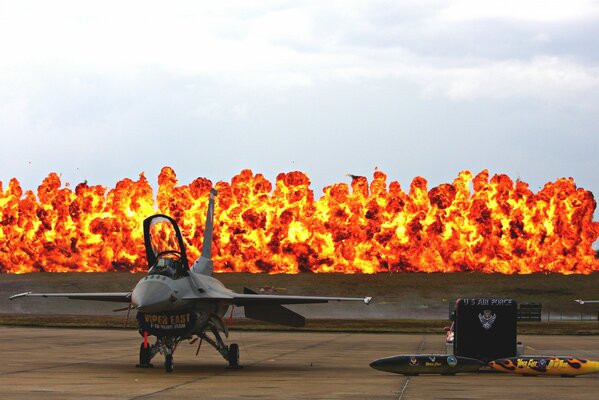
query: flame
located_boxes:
[1,167,598,274]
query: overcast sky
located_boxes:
[1,1,598,231]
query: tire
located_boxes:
[165,354,173,373]
[137,343,153,368]
[228,343,240,368]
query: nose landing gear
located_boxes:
[156,336,179,373]
[136,335,179,372]
[165,354,174,373]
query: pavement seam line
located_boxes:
[418,336,425,353]
[397,377,410,400]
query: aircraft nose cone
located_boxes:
[131,279,174,313]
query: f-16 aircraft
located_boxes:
[11,189,372,372]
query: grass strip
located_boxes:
[1,313,598,335]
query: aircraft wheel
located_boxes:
[165,354,173,373]
[228,343,240,368]
[136,343,153,368]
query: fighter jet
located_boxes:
[11,189,372,372]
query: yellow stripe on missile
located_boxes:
[489,356,599,377]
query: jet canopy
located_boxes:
[143,214,189,278]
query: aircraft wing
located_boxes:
[220,288,371,327]
[230,291,373,306]
[10,292,132,303]
[574,299,599,305]
[182,287,372,306]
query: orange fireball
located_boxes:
[1,167,598,274]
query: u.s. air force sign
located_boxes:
[136,311,197,336]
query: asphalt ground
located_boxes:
[1,327,598,399]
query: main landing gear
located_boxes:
[228,343,240,369]
[137,342,156,368]
[199,322,242,370]
[136,330,241,372]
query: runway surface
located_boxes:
[1,327,598,399]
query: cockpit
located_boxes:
[148,252,187,279]
[143,215,190,279]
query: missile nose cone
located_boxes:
[131,279,174,313]
[369,357,392,372]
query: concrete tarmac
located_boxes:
[1,327,598,399]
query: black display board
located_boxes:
[454,298,517,362]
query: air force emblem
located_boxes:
[478,309,497,330]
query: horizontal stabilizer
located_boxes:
[243,287,306,327]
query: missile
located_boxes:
[489,356,599,377]
[370,354,485,375]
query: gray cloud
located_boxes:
[1,1,598,239]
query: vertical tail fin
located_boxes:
[192,188,217,276]
[201,188,217,259]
